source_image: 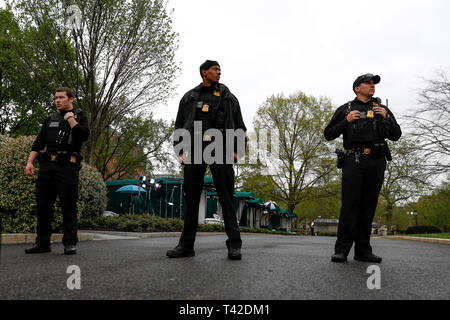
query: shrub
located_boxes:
[405,225,442,234]
[0,134,107,233]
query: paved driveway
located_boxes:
[1,235,449,300]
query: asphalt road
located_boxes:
[0,234,449,300]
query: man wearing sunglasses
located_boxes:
[324,74,401,263]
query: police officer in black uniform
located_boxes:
[324,74,401,263]
[25,87,90,255]
[167,60,246,260]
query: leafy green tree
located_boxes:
[94,113,174,180]
[378,138,432,230]
[0,6,78,136]
[414,181,450,231]
[11,0,179,165]
[247,91,337,214]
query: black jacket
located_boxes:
[324,97,402,149]
[174,83,247,150]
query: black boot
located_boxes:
[354,253,382,263]
[25,244,51,254]
[166,245,195,258]
[64,245,77,255]
[228,247,242,260]
[331,252,347,263]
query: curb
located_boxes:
[1,233,94,245]
[1,230,303,244]
[382,236,450,245]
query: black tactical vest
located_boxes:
[346,100,385,144]
[46,109,81,152]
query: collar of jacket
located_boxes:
[188,82,231,102]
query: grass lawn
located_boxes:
[407,233,450,239]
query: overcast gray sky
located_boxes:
[2,0,449,131]
[158,0,450,131]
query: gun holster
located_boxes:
[335,149,346,169]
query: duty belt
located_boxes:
[40,151,80,165]
[345,148,371,163]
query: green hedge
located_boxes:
[405,225,442,235]
[78,215,305,236]
[0,134,107,233]
[79,215,184,232]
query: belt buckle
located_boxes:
[363,148,370,155]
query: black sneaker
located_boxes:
[331,252,347,263]
[228,247,242,260]
[25,244,51,254]
[354,253,382,263]
[166,245,195,258]
[64,245,77,255]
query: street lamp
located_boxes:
[413,211,418,226]
[408,211,419,226]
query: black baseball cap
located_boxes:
[353,73,380,92]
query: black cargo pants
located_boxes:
[335,154,386,256]
[180,162,242,250]
[35,161,80,247]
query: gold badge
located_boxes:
[74,114,78,119]
[204,135,212,142]
[202,104,209,112]
[51,155,56,162]
[372,102,379,107]
[214,90,221,97]
[367,110,375,118]
[363,148,371,155]
[70,156,76,163]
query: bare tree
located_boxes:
[407,70,450,174]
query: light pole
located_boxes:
[413,211,418,226]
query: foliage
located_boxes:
[405,225,441,235]
[78,214,183,232]
[245,91,337,214]
[94,113,174,180]
[0,6,79,136]
[413,180,450,231]
[0,134,106,233]
[11,0,179,166]
[379,138,432,229]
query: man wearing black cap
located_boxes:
[324,74,401,263]
[167,60,247,260]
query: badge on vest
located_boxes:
[202,104,209,112]
[214,90,221,97]
[367,110,375,118]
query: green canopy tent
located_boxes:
[106,176,216,218]
[246,198,264,228]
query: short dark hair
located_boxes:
[199,60,220,77]
[55,87,75,99]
